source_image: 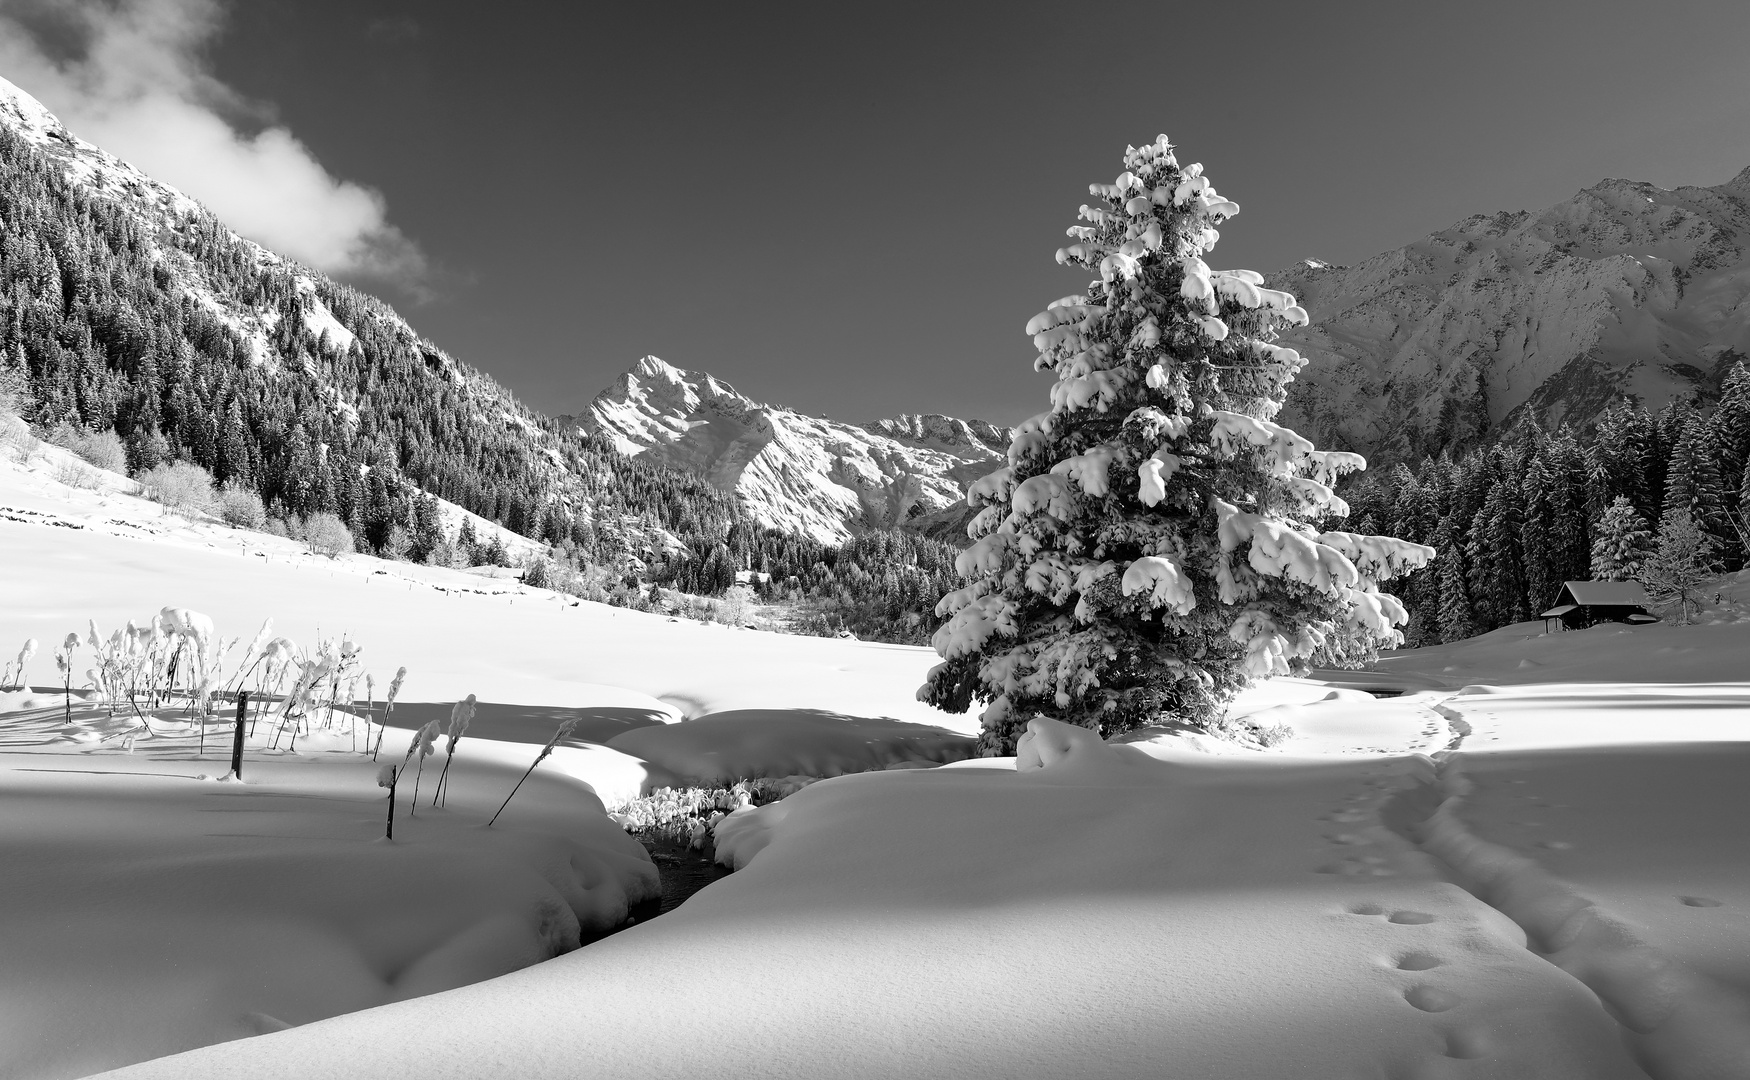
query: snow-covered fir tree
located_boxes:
[919,136,1434,754]
[1589,496,1655,581]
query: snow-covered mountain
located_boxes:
[1273,168,1750,461]
[0,72,555,469]
[571,356,1010,544]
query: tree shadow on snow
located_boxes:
[605,708,978,789]
[373,701,671,747]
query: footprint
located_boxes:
[1404,985,1461,1012]
[1348,902,1386,916]
[1389,910,1436,925]
[1444,1026,1492,1059]
[1679,896,1723,908]
[1395,952,1442,971]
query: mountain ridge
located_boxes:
[568,355,1011,545]
[1271,166,1750,462]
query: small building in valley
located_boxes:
[1539,580,1660,631]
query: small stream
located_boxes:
[621,837,734,927]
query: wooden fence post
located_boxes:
[231,690,250,780]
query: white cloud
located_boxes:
[0,0,428,287]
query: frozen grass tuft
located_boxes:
[610,776,819,849]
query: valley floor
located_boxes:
[4,449,1749,1079]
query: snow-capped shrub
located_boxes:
[217,484,268,530]
[921,136,1432,754]
[1642,508,1719,624]
[0,412,32,460]
[47,423,127,474]
[302,513,354,559]
[138,461,216,516]
[381,523,413,561]
[523,558,552,589]
[52,457,98,489]
[611,778,814,849]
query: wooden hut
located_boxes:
[1538,580,1659,631]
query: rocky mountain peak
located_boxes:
[1272,164,1750,462]
[576,358,1009,544]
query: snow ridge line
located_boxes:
[1400,723,1750,1079]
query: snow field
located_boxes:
[11,441,1750,1077]
[102,720,1646,1080]
[0,696,658,1080]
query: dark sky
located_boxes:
[195,0,1750,425]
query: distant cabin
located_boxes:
[1539,580,1659,631]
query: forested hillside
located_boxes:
[0,100,961,644]
[1340,369,1750,645]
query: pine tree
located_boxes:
[920,136,1432,753]
[1714,359,1750,483]
[1662,416,1731,552]
[1436,518,1475,642]
[1589,496,1654,581]
[1467,453,1529,628]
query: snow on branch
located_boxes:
[1120,555,1196,614]
[932,594,1020,659]
[1049,446,1116,497]
[1214,498,1359,597]
[966,466,1016,508]
[1304,450,1367,487]
[1012,474,1076,521]
[1316,531,1437,584]
[1206,410,1314,476]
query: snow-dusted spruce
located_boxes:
[1590,496,1655,582]
[921,136,1434,754]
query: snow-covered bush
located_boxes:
[522,558,552,589]
[138,461,216,516]
[0,411,34,460]
[921,136,1433,754]
[52,456,98,489]
[717,584,756,626]
[217,484,268,530]
[302,512,354,559]
[47,423,127,474]
[1642,509,1718,624]
[381,523,413,561]
[610,777,814,849]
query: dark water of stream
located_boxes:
[622,837,734,927]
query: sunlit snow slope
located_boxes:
[572,356,1009,544]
